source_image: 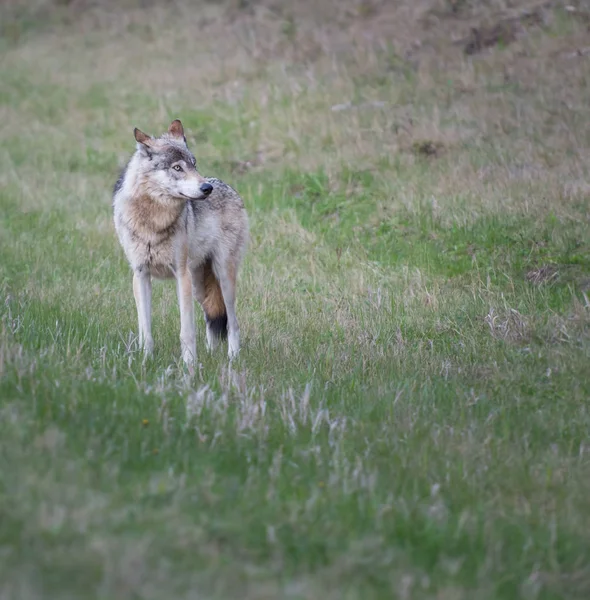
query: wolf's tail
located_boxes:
[202,259,227,339]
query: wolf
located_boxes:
[112,119,249,365]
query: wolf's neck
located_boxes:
[128,193,184,235]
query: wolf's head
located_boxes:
[132,120,213,202]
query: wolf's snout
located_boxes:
[200,182,213,196]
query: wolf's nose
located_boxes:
[200,182,213,195]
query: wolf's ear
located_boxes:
[168,119,185,140]
[134,127,152,145]
[134,128,154,156]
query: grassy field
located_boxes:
[1,0,589,598]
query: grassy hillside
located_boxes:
[1,1,589,598]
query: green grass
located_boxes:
[1,1,590,598]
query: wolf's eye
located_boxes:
[173,165,183,172]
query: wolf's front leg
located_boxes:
[133,269,153,359]
[177,268,196,366]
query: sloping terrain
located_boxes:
[1,1,589,598]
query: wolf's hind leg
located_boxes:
[216,258,240,360]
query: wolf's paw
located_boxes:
[142,337,154,363]
[228,330,240,361]
[180,340,196,367]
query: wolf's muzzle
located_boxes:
[200,182,213,196]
